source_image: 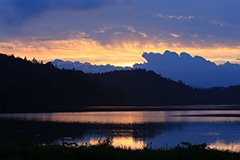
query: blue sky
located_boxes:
[1,0,240,66]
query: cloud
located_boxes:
[0,38,148,66]
[169,33,181,38]
[123,26,148,38]
[1,0,240,50]
[2,37,240,68]
[157,14,195,20]
[94,29,105,34]
[133,51,240,88]
[52,59,131,73]
[51,50,240,88]
[209,20,229,27]
[138,32,148,38]
[114,32,122,36]
[0,0,119,25]
[126,26,136,33]
[0,44,14,50]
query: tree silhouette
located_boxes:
[32,57,38,64]
[0,53,240,113]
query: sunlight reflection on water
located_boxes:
[54,136,147,149]
[89,137,147,149]
[1,110,240,123]
[2,108,240,151]
[209,140,240,152]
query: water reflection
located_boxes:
[2,110,240,123]
[89,137,146,149]
[54,136,147,149]
[0,119,182,144]
[209,140,240,152]
[1,108,240,151]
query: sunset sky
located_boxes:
[1,0,240,66]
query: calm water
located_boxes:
[1,106,240,151]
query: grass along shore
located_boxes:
[1,140,240,160]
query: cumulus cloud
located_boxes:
[0,0,120,25]
[133,51,240,88]
[52,50,240,88]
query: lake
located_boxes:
[1,105,240,151]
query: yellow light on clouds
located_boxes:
[1,38,240,66]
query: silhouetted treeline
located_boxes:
[0,54,99,112]
[0,53,240,112]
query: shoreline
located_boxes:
[1,105,240,114]
[0,142,239,160]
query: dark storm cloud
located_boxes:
[0,0,118,25]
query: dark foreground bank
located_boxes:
[0,142,240,160]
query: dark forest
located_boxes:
[1,54,240,113]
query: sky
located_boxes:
[52,51,240,88]
[1,0,240,66]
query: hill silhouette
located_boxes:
[1,54,240,113]
[52,51,240,88]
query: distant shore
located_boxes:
[1,105,240,114]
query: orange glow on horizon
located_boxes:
[1,38,240,66]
